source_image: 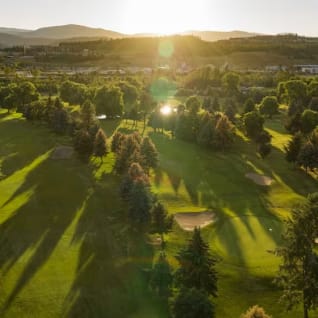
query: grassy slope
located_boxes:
[0,111,166,318]
[0,110,317,317]
[144,114,317,317]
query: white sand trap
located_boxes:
[51,146,74,160]
[175,211,216,231]
[245,173,274,186]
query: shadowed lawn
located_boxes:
[0,114,168,318]
[145,115,317,317]
[0,112,317,318]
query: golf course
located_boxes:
[0,106,317,317]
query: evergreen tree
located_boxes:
[140,137,159,172]
[111,131,125,154]
[275,193,318,318]
[172,288,215,318]
[151,202,173,248]
[285,132,303,164]
[150,253,173,297]
[175,227,218,297]
[74,128,94,161]
[241,305,271,318]
[213,113,235,150]
[120,162,149,201]
[128,179,153,232]
[81,99,96,130]
[94,129,108,162]
[115,134,141,174]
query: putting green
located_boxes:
[213,216,282,270]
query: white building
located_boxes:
[295,65,318,74]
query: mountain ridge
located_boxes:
[0,24,261,47]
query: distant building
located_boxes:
[295,65,318,74]
[265,65,287,72]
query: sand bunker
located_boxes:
[175,211,215,231]
[245,173,274,186]
[51,146,74,160]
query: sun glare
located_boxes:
[120,0,209,34]
[160,105,172,115]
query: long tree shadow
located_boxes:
[0,156,91,313]
[149,132,285,267]
[0,117,59,179]
[63,174,167,318]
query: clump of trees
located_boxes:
[284,128,318,172]
[60,80,88,105]
[0,81,39,113]
[113,132,159,174]
[196,112,235,151]
[275,193,318,318]
[243,111,272,158]
[94,85,124,117]
[114,133,168,235]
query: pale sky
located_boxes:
[0,0,317,36]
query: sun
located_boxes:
[120,0,205,35]
[160,105,172,115]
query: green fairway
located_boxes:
[1,111,318,317]
[0,112,167,318]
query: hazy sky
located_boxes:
[0,0,317,35]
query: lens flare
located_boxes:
[158,39,174,58]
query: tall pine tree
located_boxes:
[140,136,159,173]
[275,193,318,318]
[151,202,173,249]
[94,129,108,162]
[175,227,218,297]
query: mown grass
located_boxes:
[0,111,167,318]
[0,109,317,317]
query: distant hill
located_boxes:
[20,24,123,39]
[183,30,260,42]
[0,33,56,47]
[0,24,265,48]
